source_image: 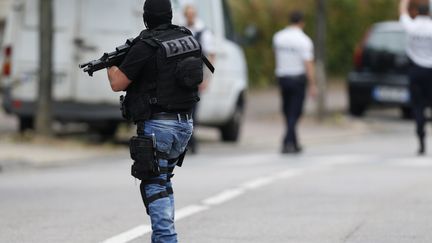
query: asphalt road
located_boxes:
[1,113,432,243]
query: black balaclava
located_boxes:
[143,0,173,29]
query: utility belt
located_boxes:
[120,94,194,123]
[150,112,192,121]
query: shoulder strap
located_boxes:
[202,55,215,73]
[179,26,193,35]
[137,29,159,48]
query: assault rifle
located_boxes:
[79,38,135,76]
[79,37,215,77]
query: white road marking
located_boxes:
[175,204,209,221]
[275,169,305,179]
[393,157,432,167]
[102,153,390,243]
[311,154,379,166]
[102,225,152,243]
[202,188,246,206]
[101,167,305,243]
[241,176,276,190]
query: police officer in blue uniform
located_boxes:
[107,0,207,241]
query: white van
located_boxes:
[1,0,248,141]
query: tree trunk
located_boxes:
[315,0,327,121]
[35,0,54,136]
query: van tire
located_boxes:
[19,117,34,132]
[220,95,245,142]
[349,103,366,117]
[90,122,119,139]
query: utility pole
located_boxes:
[36,0,54,136]
[315,0,327,121]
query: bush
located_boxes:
[228,0,398,87]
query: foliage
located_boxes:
[227,0,399,87]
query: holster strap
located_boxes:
[136,122,145,135]
[140,184,174,215]
[176,150,187,167]
[143,178,167,186]
[158,150,187,167]
[147,191,169,205]
[167,187,174,195]
[159,166,175,174]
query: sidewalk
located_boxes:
[0,82,371,171]
[0,136,127,171]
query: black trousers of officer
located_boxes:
[409,64,432,143]
[278,75,307,148]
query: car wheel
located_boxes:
[19,117,34,132]
[349,103,366,117]
[220,104,243,143]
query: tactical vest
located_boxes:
[150,26,203,109]
[125,25,204,122]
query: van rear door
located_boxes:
[11,0,76,102]
[73,0,137,104]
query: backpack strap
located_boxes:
[180,27,215,73]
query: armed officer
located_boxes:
[107,0,205,241]
[400,0,432,155]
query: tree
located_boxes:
[315,0,327,120]
[35,0,54,136]
[228,0,399,87]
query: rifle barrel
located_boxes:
[79,63,90,69]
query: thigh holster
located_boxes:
[130,136,160,180]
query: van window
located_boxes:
[81,0,133,34]
[22,0,132,33]
[23,0,75,30]
[194,1,214,33]
[366,30,406,54]
[222,0,235,42]
[0,21,4,47]
[23,1,38,29]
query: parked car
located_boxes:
[1,0,248,141]
[347,21,412,118]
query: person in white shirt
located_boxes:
[273,10,317,154]
[400,0,432,155]
[184,4,216,68]
[183,4,216,154]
